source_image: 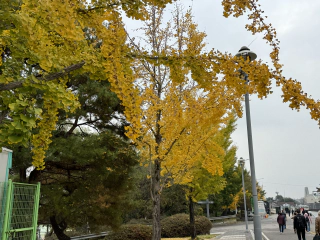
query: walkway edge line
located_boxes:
[249,230,269,240]
[250,230,254,239]
[262,232,269,240]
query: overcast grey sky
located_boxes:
[125,0,320,200]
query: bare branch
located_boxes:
[0,61,85,91]
[66,117,79,136]
[163,127,186,156]
[142,115,157,137]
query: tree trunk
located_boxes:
[49,216,70,240]
[152,159,161,240]
[189,196,197,240]
[28,168,40,183]
[19,167,27,182]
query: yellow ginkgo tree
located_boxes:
[0,0,174,169]
[107,2,320,238]
[2,0,320,170]
[1,3,320,239]
[174,118,238,240]
[121,6,246,239]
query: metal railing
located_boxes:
[70,232,109,239]
[1,180,41,240]
[209,215,237,222]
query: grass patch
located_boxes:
[162,234,218,240]
[197,235,218,239]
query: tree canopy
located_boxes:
[2,0,320,239]
[2,0,320,170]
[8,72,139,239]
[0,0,173,169]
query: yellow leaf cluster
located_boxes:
[227,190,241,209]
[116,7,241,199]
[2,0,319,171]
[221,0,320,125]
[0,0,147,168]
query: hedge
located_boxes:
[161,213,212,238]
[107,224,152,240]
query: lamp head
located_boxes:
[235,46,257,62]
[238,157,245,166]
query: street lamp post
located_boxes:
[236,46,262,240]
[238,157,248,232]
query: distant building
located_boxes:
[269,201,295,214]
[304,187,320,204]
[276,201,296,207]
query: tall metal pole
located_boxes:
[240,161,249,232]
[244,73,262,240]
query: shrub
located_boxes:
[161,214,212,238]
[107,224,152,240]
[126,218,153,225]
[161,214,190,238]
[194,215,212,235]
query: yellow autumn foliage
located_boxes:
[0,0,172,168]
[1,0,320,171]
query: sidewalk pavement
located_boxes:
[210,220,255,240]
[211,229,253,239]
[210,211,318,239]
[210,217,256,239]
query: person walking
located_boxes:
[277,211,285,234]
[304,212,312,232]
[294,209,307,240]
[292,209,294,216]
[291,211,297,219]
[282,210,287,229]
[315,210,320,236]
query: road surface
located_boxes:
[211,211,318,239]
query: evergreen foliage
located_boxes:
[124,166,188,222]
[8,76,139,239]
[38,132,138,230]
[123,165,153,221]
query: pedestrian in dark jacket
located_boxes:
[294,209,307,240]
[277,212,285,233]
[282,210,287,229]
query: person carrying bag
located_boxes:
[294,209,307,240]
[314,211,320,240]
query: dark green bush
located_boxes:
[161,214,212,238]
[107,224,152,240]
[161,214,190,237]
[194,215,212,235]
[126,218,153,225]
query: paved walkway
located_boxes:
[211,225,254,239]
[213,232,252,239]
[210,211,318,239]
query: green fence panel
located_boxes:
[0,181,9,237]
[1,180,12,240]
[0,180,40,240]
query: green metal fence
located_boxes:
[0,180,40,240]
[0,181,8,237]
